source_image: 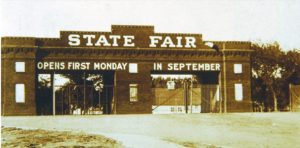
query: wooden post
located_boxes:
[99,89,101,110]
[106,87,108,114]
[190,77,193,113]
[289,84,292,112]
[218,73,222,113]
[68,86,71,114]
[113,72,117,114]
[61,88,64,115]
[83,72,86,115]
[52,72,56,115]
[184,81,188,114]
[223,43,227,113]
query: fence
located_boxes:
[152,84,220,114]
[290,84,300,112]
[54,84,114,115]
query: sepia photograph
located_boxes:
[1,0,300,147]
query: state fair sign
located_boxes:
[68,34,197,48]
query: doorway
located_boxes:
[151,71,220,114]
[36,71,115,115]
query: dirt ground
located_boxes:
[1,127,123,148]
[1,113,300,148]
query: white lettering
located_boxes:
[167,63,173,70]
[66,62,90,70]
[68,34,198,48]
[109,35,121,46]
[173,63,179,70]
[37,62,44,69]
[176,37,183,47]
[211,64,215,71]
[121,63,128,70]
[192,64,197,70]
[68,34,80,46]
[94,63,100,70]
[83,35,95,46]
[186,63,191,70]
[165,63,221,71]
[94,62,128,70]
[154,63,162,70]
[185,37,196,48]
[205,64,210,70]
[161,36,176,48]
[36,62,65,70]
[123,36,135,47]
[179,63,185,70]
[198,64,204,70]
[149,36,162,47]
[101,63,106,69]
[216,63,221,70]
[95,35,111,46]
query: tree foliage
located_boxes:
[251,42,300,111]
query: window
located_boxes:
[234,83,243,101]
[129,63,138,73]
[15,84,25,103]
[15,62,25,72]
[129,84,138,102]
[167,81,175,90]
[234,64,242,74]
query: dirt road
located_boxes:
[2,113,300,148]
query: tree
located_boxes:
[283,50,300,85]
[251,42,300,111]
[251,42,283,111]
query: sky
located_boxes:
[1,0,300,51]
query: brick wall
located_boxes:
[1,49,37,115]
[223,60,253,112]
[114,62,153,114]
